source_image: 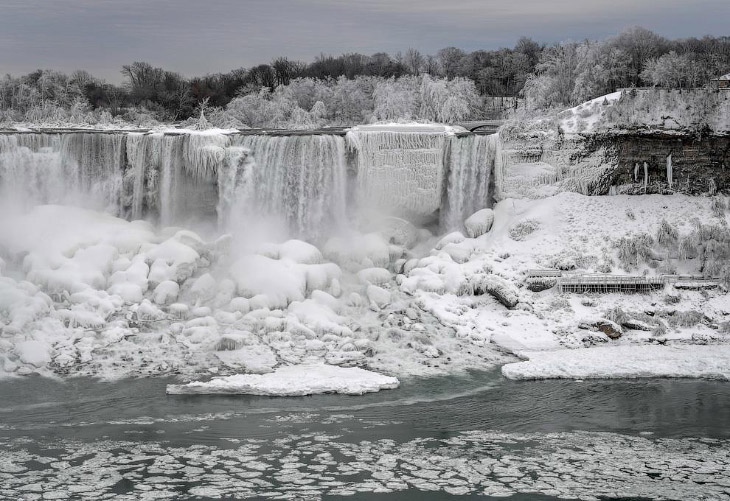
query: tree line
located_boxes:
[1,27,728,126]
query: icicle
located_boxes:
[183,133,231,179]
[666,153,673,189]
[634,162,639,182]
[643,162,649,192]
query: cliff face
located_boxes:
[606,133,730,195]
[496,130,730,199]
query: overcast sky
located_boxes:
[1,0,728,82]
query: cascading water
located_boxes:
[0,133,124,213]
[231,134,347,239]
[0,127,497,239]
[441,133,497,231]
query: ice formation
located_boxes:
[1,126,727,385]
[166,363,400,395]
[441,134,497,231]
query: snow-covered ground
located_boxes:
[558,91,622,134]
[1,186,728,386]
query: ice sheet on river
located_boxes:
[166,363,400,396]
[502,345,730,380]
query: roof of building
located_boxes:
[712,72,730,81]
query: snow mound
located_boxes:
[502,345,730,381]
[559,91,622,134]
[166,363,400,396]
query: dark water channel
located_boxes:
[1,370,729,500]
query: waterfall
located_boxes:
[216,146,254,230]
[0,133,124,213]
[0,127,496,240]
[231,134,347,238]
[159,135,185,227]
[125,133,161,220]
[346,128,447,222]
[441,134,496,231]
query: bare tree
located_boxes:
[404,48,424,76]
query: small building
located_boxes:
[710,72,730,89]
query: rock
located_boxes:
[379,217,418,247]
[471,274,519,309]
[525,276,557,292]
[464,209,494,238]
[367,285,391,309]
[622,318,653,331]
[189,273,217,302]
[579,318,623,339]
[153,280,180,305]
[435,231,466,250]
[357,267,392,286]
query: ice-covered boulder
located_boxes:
[230,255,306,309]
[435,231,466,250]
[471,274,519,308]
[278,239,323,264]
[357,267,392,286]
[323,233,390,271]
[189,273,217,302]
[153,281,180,305]
[464,209,494,238]
[367,285,391,309]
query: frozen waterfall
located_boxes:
[0,127,498,238]
[441,134,497,231]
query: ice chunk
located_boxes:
[166,363,399,396]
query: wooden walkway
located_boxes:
[526,269,721,294]
[557,275,665,293]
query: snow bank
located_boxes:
[502,345,730,381]
[166,363,400,396]
[559,91,622,134]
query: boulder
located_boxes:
[464,209,495,238]
[579,318,623,339]
[471,274,519,309]
[525,276,557,292]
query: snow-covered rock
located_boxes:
[464,209,494,238]
[367,285,391,309]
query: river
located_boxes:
[1,370,729,499]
